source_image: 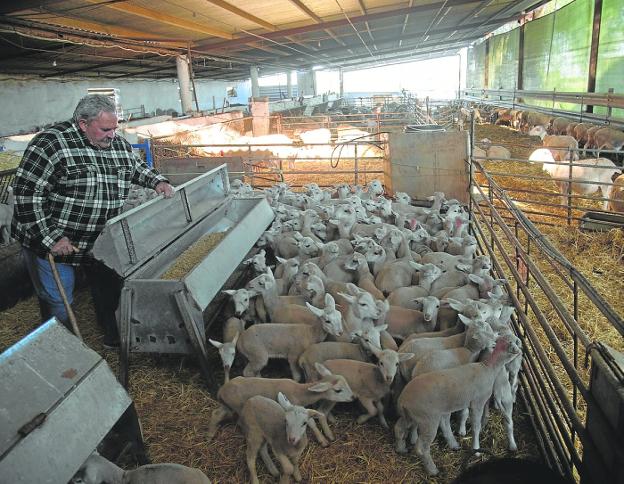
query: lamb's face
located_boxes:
[299,237,319,256]
[376,350,401,384]
[365,244,385,263]
[218,342,237,371]
[284,404,311,446]
[324,375,355,402]
[230,289,251,316]
[320,307,343,337]
[354,292,380,319]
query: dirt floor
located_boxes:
[0,287,540,483]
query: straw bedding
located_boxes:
[0,286,540,483]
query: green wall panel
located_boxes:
[594,0,624,118]
[466,41,486,89]
[488,29,519,90]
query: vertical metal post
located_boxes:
[186,44,200,112]
[524,236,530,315]
[354,143,359,186]
[484,37,490,88]
[606,87,614,120]
[586,0,603,113]
[567,159,573,225]
[517,23,525,91]
[468,111,476,232]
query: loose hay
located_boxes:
[161,231,227,280]
[0,288,541,483]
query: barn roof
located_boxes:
[0,0,546,81]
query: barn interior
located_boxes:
[0,1,623,483]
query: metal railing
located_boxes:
[463,87,624,128]
[468,114,624,480]
[152,140,386,190]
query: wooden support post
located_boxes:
[586,0,603,113]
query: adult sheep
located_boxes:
[529,149,621,209]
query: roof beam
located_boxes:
[27,13,189,46]
[356,0,376,49]
[89,0,234,39]
[275,14,516,65]
[0,0,65,15]
[204,0,277,31]
[196,0,480,51]
[286,0,350,50]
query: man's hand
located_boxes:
[51,237,79,256]
[155,181,175,198]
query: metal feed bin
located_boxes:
[92,164,274,390]
[384,130,469,203]
[0,319,147,484]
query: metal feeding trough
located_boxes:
[0,319,147,484]
[92,164,274,388]
[580,211,624,232]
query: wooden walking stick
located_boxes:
[47,252,82,340]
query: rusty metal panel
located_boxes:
[0,319,132,484]
[384,131,469,203]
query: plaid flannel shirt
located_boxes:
[11,120,168,265]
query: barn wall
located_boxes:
[0,76,250,137]
[487,28,519,90]
[466,41,486,89]
[466,0,624,108]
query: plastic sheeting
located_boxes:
[488,28,520,90]
[466,41,486,89]
[523,0,593,110]
[594,0,624,118]
[463,0,624,114]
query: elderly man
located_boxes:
[12,94,174,347]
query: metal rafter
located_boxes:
[196,0,480,51]
[356,0,376,49]
[287,0,350,50]
[87,0,235,39]
[269,14,516,66]
[23,12,189,46]
[0,0,66,15]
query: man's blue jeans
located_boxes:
[22,247,75,326]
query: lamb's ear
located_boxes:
[458,314,473,326]
[222,289,237,296]
[314,362,332,377]
[409,261,423,271]
[307,409,325,419]
[468,274,484,284]
[232,332,240,345]
[455,264,472,273]
[306,302,325,317]
[307,381,331,392]
[259,249,266,257]
[329,219,341,225]
[277,392,293,410]
[376,324,388,332]
[399,352,415,362]
[337,292,356,304]
[208,338,223,349]
[276,256,287,264]
[446,298,465,312]
[324,293,336,309]
[346,282,359,295]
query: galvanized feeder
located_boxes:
[0,319,147,484]
[92,164,274,389]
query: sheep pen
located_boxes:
[0,288,540,483]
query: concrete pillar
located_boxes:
[176,55,194,114]
[297,70,316,96]
[286,71,293,98]
[339,68,344,97]
[250,65,260,98]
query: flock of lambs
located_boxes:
[202,179,523,482]
[460,106,624,211]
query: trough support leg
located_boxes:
[118,286,133,389]
[113,403,150,465]
[174,291,216,392]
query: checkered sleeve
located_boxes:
[12,137,66,251]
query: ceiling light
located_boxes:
[52,60,57,67]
